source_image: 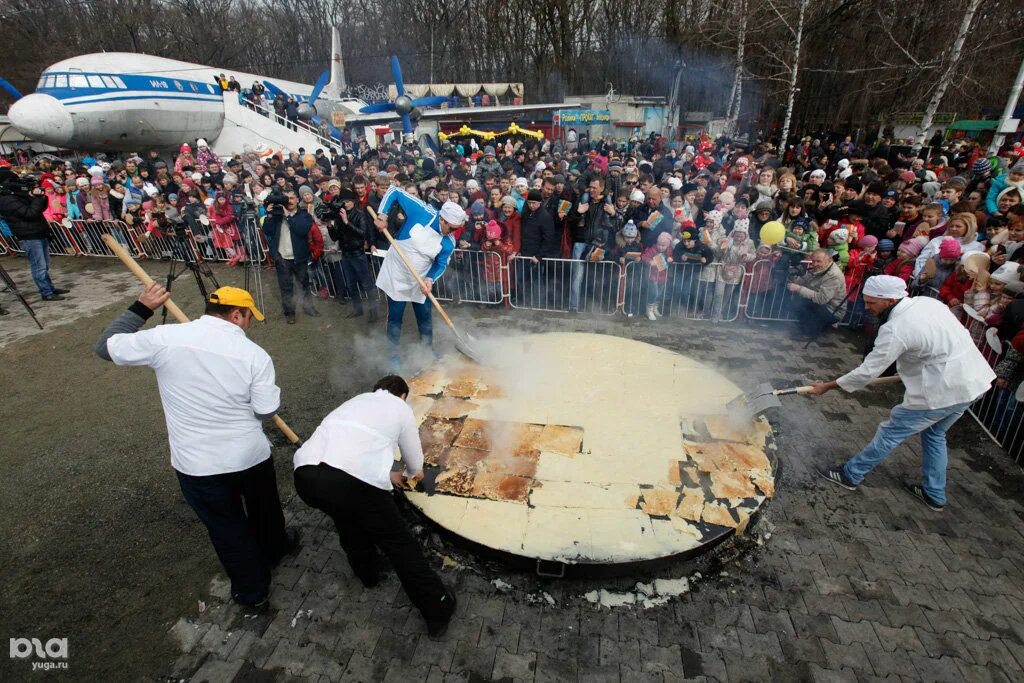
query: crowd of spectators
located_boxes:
[2,129,1024,375]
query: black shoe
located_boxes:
[41,294,66,301]
[286,314,296,325]
[233,595,269,615]
[51,287,71,294]
[426,588,457,637]
[819,466,858,491]
[304,308,320,317]
[904,483,945,512]
[345,310,364,319]
[367,310,378,323]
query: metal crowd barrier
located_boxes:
[308,249,505,306]
[508,255,619,315]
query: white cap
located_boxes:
[629,189,645,202]
[197,138,209,148]
[466,179,479,191]
[810,169,827,178]
[862,275,908,299]
[667,177,682,191]
[439,201,468,226]
[514,177,529,188]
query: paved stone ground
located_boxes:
[164,310,1024,683]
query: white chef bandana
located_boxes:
[439,201,468,226]
[862,275,908,300]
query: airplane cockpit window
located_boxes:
[55,75,68,88]
[100,76,117,88]
[111,76,127,89]
[37,76,45,88]
[68,74,88,89]
[86,75,105,88]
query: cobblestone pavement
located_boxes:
[167,312,1024,683]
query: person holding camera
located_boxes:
[0,167,69,301]
[317,187,378,321]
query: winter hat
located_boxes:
[623,222,639,238]
[88,165,104,177]
[466,179,480,192]
[470,200,486,217]
[837,159,850,169]
[629,189,645,202]
[863,275,908,299]
[298,185,314,197]
[809,169,826,180]
[791,216,810,231]
[857,235,878,249]
[337,187,357,201]
[142,200,154,211]
[197,138,209,148]
[878,239,895,252]
[501,196,517,208]
[732,218,750,234]
[483,146,495,156]
[924,170,938,183]
[828,228,849,244]
[899,170,917,184]
[191,172,203,182]
[514,177,529,189]
[972,158,991,175]
[90,176,104,186]
[938,237,962,259]
[921,181,941,199]
[180,143,191,152]
[534,161,546,173]
[706,209,723,225]
[75,176,90,188]
[1011,158,1024,174]
[526,189,543,202]
[897,237,925,257]
[667,177,683,191]
[485,220,502,240]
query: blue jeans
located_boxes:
[568,242,587,310]
[22,239,55,297]
[386,295,432,366]
[842,400,972,505]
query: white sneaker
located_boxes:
[646,304,657,321]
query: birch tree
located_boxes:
[914,0,983,147]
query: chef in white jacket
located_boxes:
[811,275,995,511]
[372,187,467,370]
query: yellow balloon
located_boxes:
[438,132,448,142]
[759,221,785,245]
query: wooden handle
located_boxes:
[367,207,457,332]
[271,415,301,445]
[791,375,903,395]
[101,234,302,445]
[101,234,189,324]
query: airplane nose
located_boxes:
[8,94,74,146]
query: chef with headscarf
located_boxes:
[373,187,468,370]
[809,275,995,512]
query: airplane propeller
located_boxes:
[359,55,447,134]
[297,70,330,119]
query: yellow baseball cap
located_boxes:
[208,286,265,321]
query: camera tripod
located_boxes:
[0,258,43,329]
[160,244,220,325]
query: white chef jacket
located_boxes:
[837,297,994,409]
[293,390,424,490]
[106,315,280,476]
[375,223,442,304]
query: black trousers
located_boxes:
[274,256,314,316]
[293,463,451,623]
[791,297,838,337]
[176,457,288,604]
